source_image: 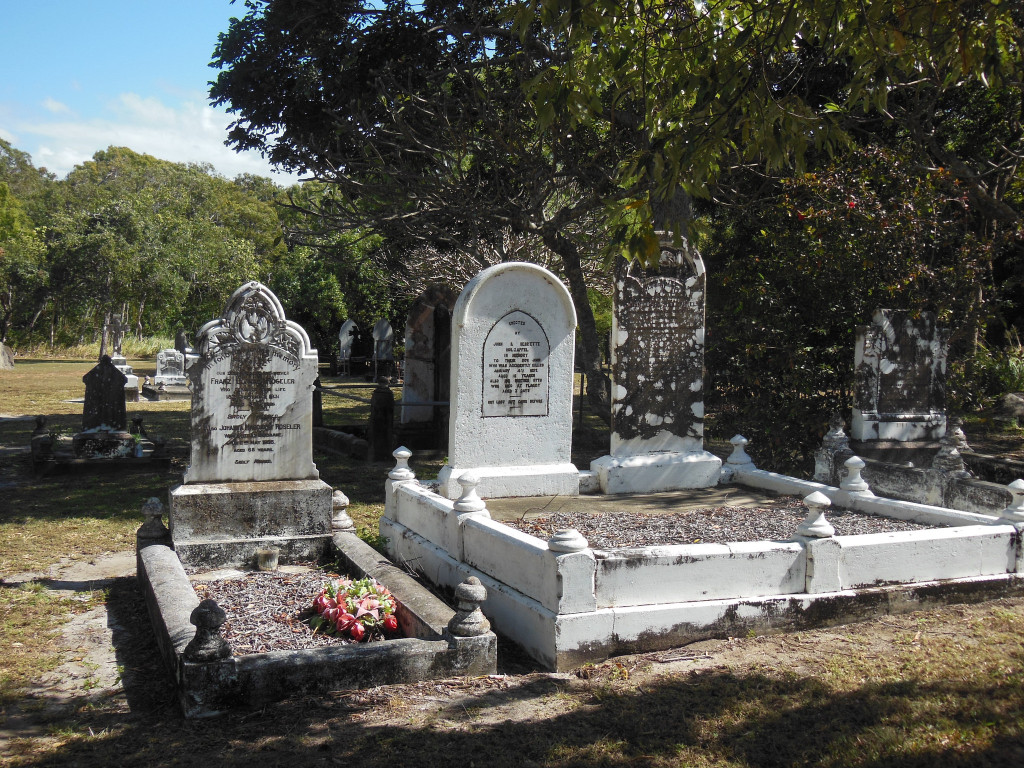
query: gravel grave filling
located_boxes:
[194,501,932,653]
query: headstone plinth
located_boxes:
[851,309,948,442]
[437,263,579,499]
[590,243,721,493]
[169,281,332,568]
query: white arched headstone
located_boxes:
[437,263,578,499]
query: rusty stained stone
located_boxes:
[611,247,706,454]
[401,284,457,425]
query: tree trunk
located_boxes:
[541,230,610,425]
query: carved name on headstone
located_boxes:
[184,281,320,483]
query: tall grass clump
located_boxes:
[11,335,174,360]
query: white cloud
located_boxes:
[15,92,302,184]
[42,98,72,115]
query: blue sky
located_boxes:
[0,1,300,183]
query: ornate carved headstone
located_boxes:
[170,281,332,569]
[401,285,457,425]
[183,281,320,483]
[851,309,949,442]
[154,349,187,386]
[437,263,578,499]
[590,240,721,492]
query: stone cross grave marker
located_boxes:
[182,281,320,484]
[590,241,721,492]
[852,309,949,442]
[437,263,578,499]
[401,285,457,425]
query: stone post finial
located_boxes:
[331,489,355,531]
[389,446,415,481]
[822,412,851,451]
[447,576,491,637]
[183,599,231,662]
[932,430,968,474]
[454,473,489,517]
[797,491,836,538]
[727,435,753,466]
[548,528,589,553]
[137,497,170,543]
[841,456,872,494]
[996,479,1024,524]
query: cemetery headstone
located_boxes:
[142,348,191,401]
[437,263,579,499]
[0,342,13,370]
[851,309,949,442]
[169,281,332,568]
[401,285,458,425]
[72,355,135,457]
[590,241,721,492]
[338,319,357,363]
[155,348,187,386]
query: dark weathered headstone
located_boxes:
[170,280,332,569]
[590,241,721,492]
[183,281,320,483]
[852,309,949,441]
[82,356,128,431]
[401,285,457,425]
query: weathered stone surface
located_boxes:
[174,329,191,355]
[372,318,394,361]
[183,281,320,484]
[590,240,721,492]
[154,348,187,386]
[338,319,357,363]
[0,342,14,370]
[993,392,1024,426]
[368,378,395,461]
[81,356,128,431]
[107,314,125,357]
[401,285,457,424]
[437,263,579,499]
[852,309,949,441]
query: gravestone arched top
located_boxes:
[192,281,314,364]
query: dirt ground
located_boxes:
[3,547,1024,758]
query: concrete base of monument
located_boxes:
[437,462,580,500]
[169,479,333,569]
[590,450,723,494]
[137,530,497,718]
[851,410,947,442]
[141,383,192,402]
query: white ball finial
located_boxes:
[997,479,1024,523]
[389,446,415,481]
[728,435,753,466]
[796,491,836,538]
[548,528,589,553]
[840,456,871,493]
[454,473,488,516]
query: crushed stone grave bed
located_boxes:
[500,497,932,549]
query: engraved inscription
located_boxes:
[482,310,549,417]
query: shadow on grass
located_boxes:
[12,597,1024,768]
